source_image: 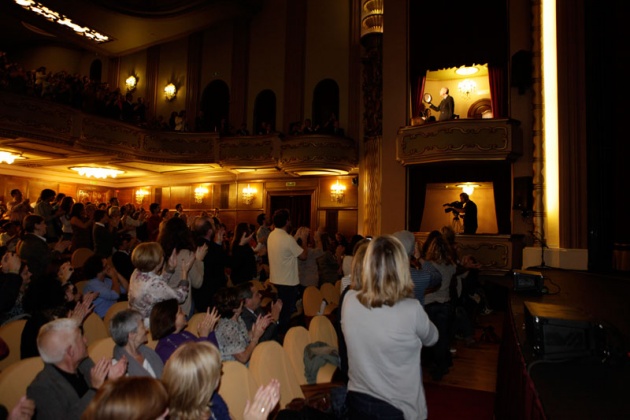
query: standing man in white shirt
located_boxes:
[267,209,308,335]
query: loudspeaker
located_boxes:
[352,176,358,186]
[512,269,544,294]
[513,176,533,211]
[524,302,604,360]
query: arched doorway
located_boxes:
[253,90,276,134]
[312,79,339,128]
[200,80,230,132]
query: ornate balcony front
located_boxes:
[396,118,522,165]
[0,91,358,180]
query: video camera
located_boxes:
[443,201,463,213]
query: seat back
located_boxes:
[0,357,44,409]
[282,326,311,385]
[309,315,338,348]
[88,337,115,362]
[102,301,129,335]
[320,282,340,306]
[74,280,89,295]
[0,319,27,371]
[71,248,94,268]
[249,341,304,409]
[218,361,260,420]
[185,312,206,336]
[83,312,108,346]
[302,286,323,317]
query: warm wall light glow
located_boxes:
[457,183,479,196]
[135,189,149,205]
[14,0,110,43]
[194,187,209,203]
[164,83,177,101]
[458,79,477,99]
[0,151,21,164]
[543,0,559,248]
[70,167,123,179]
[330,180,346,202]
[125,75,137,92]
[242,184,256,205]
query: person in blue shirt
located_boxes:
[82,254,129,318]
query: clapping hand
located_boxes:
[243,379,281,420]
[198,307,220,337]
[240,231,254,246]
[57,261,74,283]
[1,251,21,274]
[195,243,208,261]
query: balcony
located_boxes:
[396,118,522,165]
[0,91,358,181]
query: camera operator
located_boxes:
[445,193,478,234]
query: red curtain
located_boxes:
[489,65,507,118]
[412,75,426,118]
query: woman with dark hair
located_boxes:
[229,222,257,285]
[110,309,164,378]
[213,287,267,363]
[82,376,169,420]
[33,188,62,242]
[150,298,219,363]
[422,235,457,381]
[316,232,340,285]
[83,254,128,318]
[69,202,94,251]
[342,235,438,419]
[59,196,75,241]
[158,217,207,316]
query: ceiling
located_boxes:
[0,0,292,186]
[1,0,262,56]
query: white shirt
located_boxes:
[267,228,303,286]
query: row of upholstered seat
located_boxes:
[0,300,340,417]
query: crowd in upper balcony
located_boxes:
[0,52,347,140]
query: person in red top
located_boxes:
[146,203,162,242]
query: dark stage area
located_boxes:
[493,268,630,419]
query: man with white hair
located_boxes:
[27,318,127,419]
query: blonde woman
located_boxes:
[341,235,438,420]
[162,341,280,420]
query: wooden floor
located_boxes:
[422,310,504,393]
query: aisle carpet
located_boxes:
[424,383,495,420]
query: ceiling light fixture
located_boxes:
[455,66,479,76]
[70,166,124,179]
[0,151,22,164]
[14,0,110,43]
[456,183,480,196]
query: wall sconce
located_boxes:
[458,79,477,99]
[135,189,149,205]
[242,184,256,205]
[330,180,346,202]
[194,187,209,203]
[457,183,480,196]
[0,151,21,164]
[70,166,124,179]
[164,83,177,101]
[126,75,138,92]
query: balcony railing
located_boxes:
[0,91,358,175]
[396,118,522,165]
